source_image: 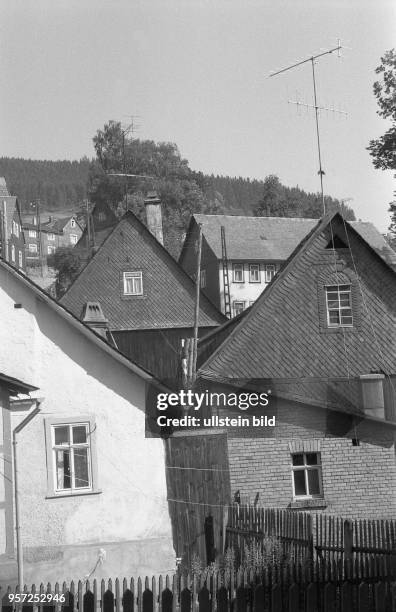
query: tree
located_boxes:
[367,50,396,241]
[47,247,82,298]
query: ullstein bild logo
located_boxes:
[146,389,276,435]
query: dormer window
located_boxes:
[123,271,143,295]
[325,285,353,327]
[70,218,76,228]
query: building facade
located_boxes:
[22,214,83,266]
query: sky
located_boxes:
[1,0,395,230]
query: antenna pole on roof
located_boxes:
[191,223,203,385]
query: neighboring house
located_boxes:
[60,198,226,382]
[179,214,396,316]
[0,177,26,272]
[167,212,396,563]
[73,201,118,265]
[22,214,83,266]
[0,257,174,584]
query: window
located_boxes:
[98,212,106,222]
[291,453,323,499]
[233,264,244,283]
[70,234,78,245]
[29,229,37,238]
[325,285,353,327]
[28,243,38,253]
[200,269,206,289]
[11,245,15,262]
[48,233,55,241]
[12,221,19,237]
[233,301,245,316]
[45,417,99,497]
[264,264,276,283]
[52,423,92,492]
[123,271,143,295]
[70,218,76,228]
[18,250,23,268]
[249,264,260,283]
[47,245,56,255]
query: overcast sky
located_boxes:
[1,0,395,230]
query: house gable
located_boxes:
[199,214,396,386]
[61,211,225,331]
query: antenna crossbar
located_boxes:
[288,100,347,116]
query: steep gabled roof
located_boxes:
[61,210,226,331]
[181,214,396,267]
[0,177,10,197]
[41,216,82,233]
[198,212,396,386]
[0,255,165,387]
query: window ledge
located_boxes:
[46,489,102,500]
[289,498,327,510]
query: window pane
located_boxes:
[293,471,306,495]
[73,449,90,488]
[72,425,87,444]
[341,315,353,326]
[56,449,71,489]
[54,426,69,445]
[292,454,304,466]
[307,469,321,495]
[329,311,340,324]
[340,295,351,307]
[306,453,318,465]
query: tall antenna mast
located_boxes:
[270,41,344,215]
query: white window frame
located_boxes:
[13,221,19,237]
[18,250,23,268]
[233,263,244,283]
[325,284,353,328]
[200,269,206,289]
[291,452,323,500]
[123,271,143,296]
[249,264,260,283]
[11,245,15,262]
[48,233,55,241]
[264,264,276,283]
[28,229,37,238]
[233,301,245,317]
[47,245,56,255]
[44,417,100,498]
[70,234,78,245]
[28,243,38,253]
[70,218,76,228]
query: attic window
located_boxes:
[326,235,348,249]
[325,285,353,327]
[123,271,143,296]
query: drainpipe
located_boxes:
[13,404,41,588]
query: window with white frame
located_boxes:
[70,218,76,228]
[233,263,244,283]
[70,234,78,245]
[233,301,245,316]
[98,212,106,222]
[123,271,143,295]
[18,250,23,268]
[264,264,276,283]
[28,243,38,253]
[48,233,55,241]
[291,453,323,499]
[12,221,19,237]
[325,285,353,327]
[249,264,260,283]
[52,423,92,492]
[11,245,15,262]
[29,229,37,238]
[200,269,206,288]
[47,245,56,255]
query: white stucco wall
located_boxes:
[0,265,174,582]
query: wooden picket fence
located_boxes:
[2,559,396,612]
[225,506,396,568]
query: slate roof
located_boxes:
[186,214,396,267]
[0,178,10,197]
[61,210,225,331]
[198,213,396,415]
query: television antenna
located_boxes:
[270,40,347,215]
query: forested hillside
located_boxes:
[0,155,353,222]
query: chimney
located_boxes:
[81,302,110,338]
[144,191,164,245]
[359,373,385,420]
